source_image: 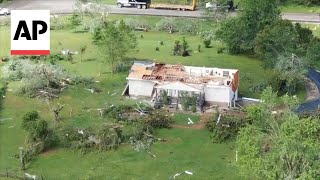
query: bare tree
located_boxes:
[156,18,177,34]
[52,104,64,122]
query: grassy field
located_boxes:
[0,91,240,179]
[0,15,315,179]
[280,5,320,13]
[171,112,201,125]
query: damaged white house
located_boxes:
[124,61,239,107]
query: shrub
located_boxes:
[145,111,172,128]
[198,44,201,52]
[102,105,134,121]
[160,90,170,105]
[203,39,211,48]
[159,41,164,46]
[191,105,197,112]
[180,92,197,111]
[206,114,247,143]
[114,62,132,73]
[69,13,82,27]
[155,47,160,51]
[123,18,152,31]
[172,37,191,57]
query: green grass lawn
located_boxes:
[303,24,320,37]
[0,93,240,179]
[171,112,201,125]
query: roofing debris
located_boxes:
[187,118,194,125]
[127,62,239,90]
[170,170,194,179]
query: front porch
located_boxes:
[152,82,205,112]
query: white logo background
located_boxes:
[11,10,50,52]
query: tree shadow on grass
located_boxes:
[83,58,97,62]
[73,30,88,34]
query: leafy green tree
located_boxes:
[306,37,320,66]
[216,0,280,54]
[274,54,307,94]
[96,22,136,73]
[118,20,137,52]
[294,23,314,53]
[172,37,191,57]
[237,88,320,179]
[21,111,49,142]
[255,20,298,67]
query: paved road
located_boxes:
[2,0,320,23]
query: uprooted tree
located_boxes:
[237,87,320,179]
[1,60,93,99]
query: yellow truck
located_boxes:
[117,0,196,11]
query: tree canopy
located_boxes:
[237,87,320,179]
[216,0,280,54]
[96,21,137,73]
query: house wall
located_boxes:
[204,86,231,103]
[128,79,155,97]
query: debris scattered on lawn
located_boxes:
[221,124,230,128]
[170,171,193,179]
[271,111,277,114]
[147,151,156,158]
[88,135,100,144]
[111,93,117,96]
[78,129,84,135]
[187,118,194,125]
[216,113,222,124]
[8,125,15,128]
[2,95,4,98]
[61,49,78,55]
[157,138,167,142]
[25,173,37,180]
[95,81,100,83]
[0,118,12,122]
[84,88,95,93]
[135,102,149,115]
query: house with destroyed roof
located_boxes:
[124,61,239,108]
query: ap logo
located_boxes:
[11,10,50,55]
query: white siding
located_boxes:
[129,80,155,97]
[205,86,230,103]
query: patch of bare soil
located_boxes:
[304,77,320,102]
[40,149,58,157]
[171,112,212,130]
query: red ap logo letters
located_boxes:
[11,10,50,55]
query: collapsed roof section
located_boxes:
[127,61,239,92]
